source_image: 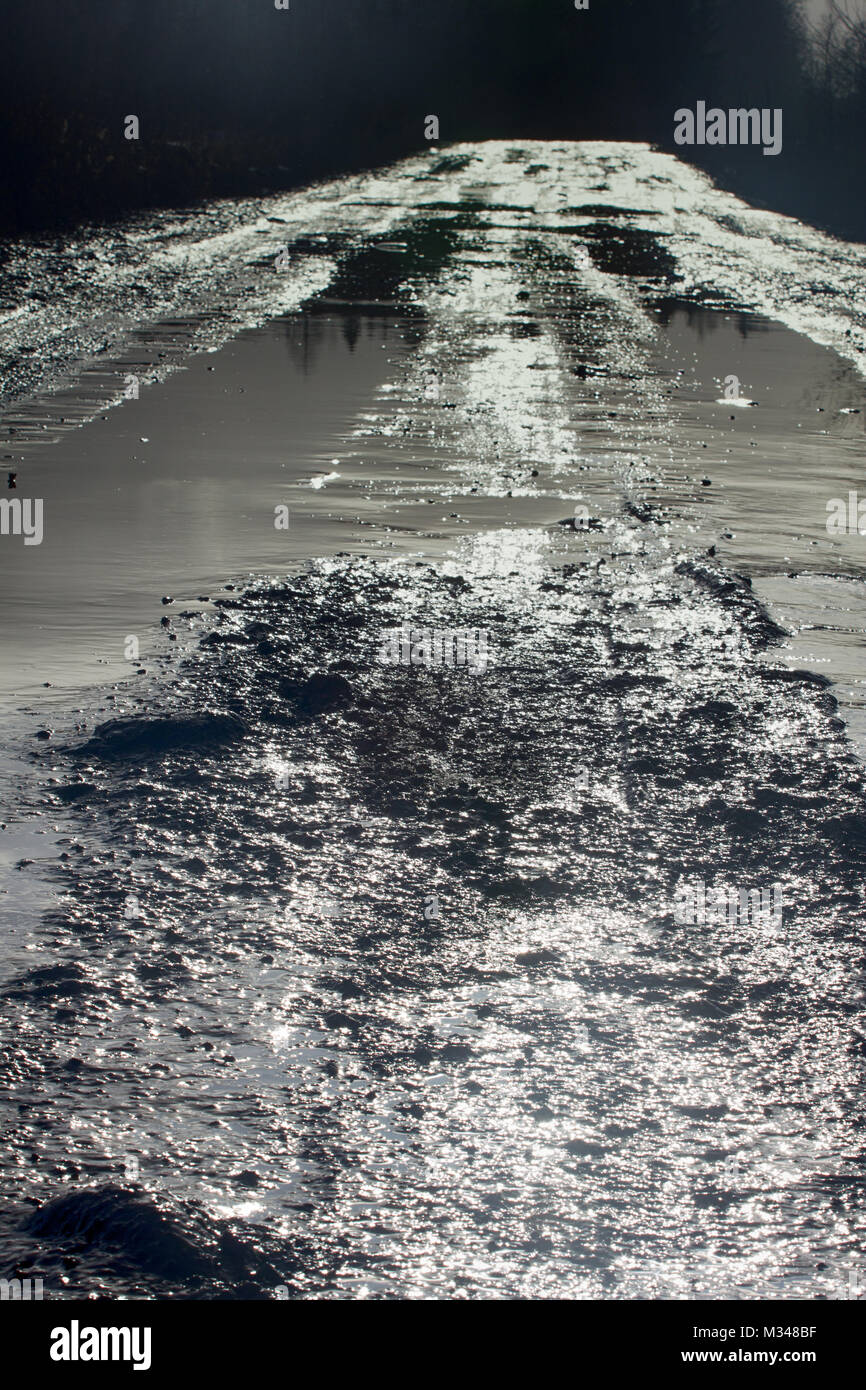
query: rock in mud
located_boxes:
[278,672,354,717]
[53,782,97,802]
[25,1186,218,1282]
[77,713,247,759]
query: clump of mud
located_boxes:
[59,548,865,939]
[4,545,865,1299]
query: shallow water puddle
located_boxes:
[2,141,866,1302]
[0,311,419,704]
[650,301,866,756]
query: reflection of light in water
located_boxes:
[5,140,866,1299]
[213,1200,265,1221]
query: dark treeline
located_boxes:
[2,0,865,239]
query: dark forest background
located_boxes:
[2,0,866,239]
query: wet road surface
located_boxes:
[1,142,865,1300]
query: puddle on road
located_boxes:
[0,310,423,706]
[2,149,866,1301]
[648,300,866,753]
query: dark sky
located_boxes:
[3,0,866,240]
